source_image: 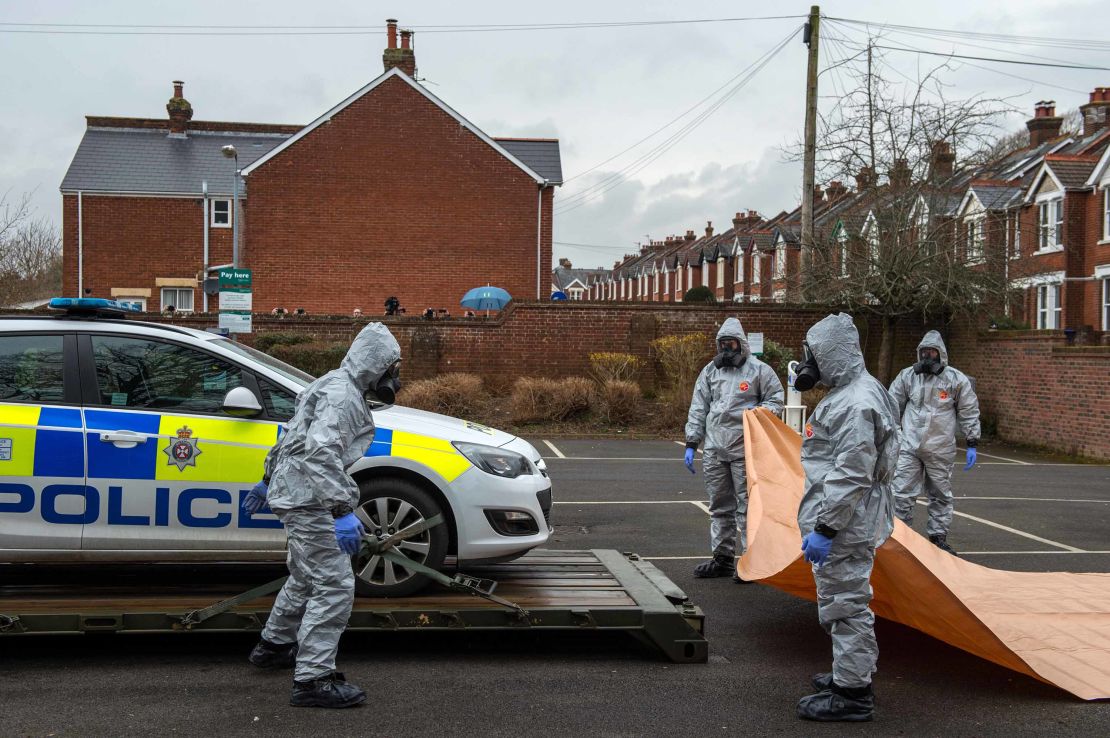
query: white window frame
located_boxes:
[751,251,762,285]
[1036,195,1064,253]
[1013,210,1021,257]
[1103,186,1110,242]
[664,269,671,295]
[115,297,147,312]
[736,252,744,283]
[965,215,985,264]
[701,261,709,287]
[863,212,880,273]
[1102,276,1110,331]
[773,241,786,279]
[1035,283,1061,329]
[210,199,231,228]
[837,227,849,277]
[716,258,725,289]
[160,287,194,314]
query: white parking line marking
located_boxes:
[641,551,1110,560]
[691,501,711,515]
[542,440,566,458]
[673,440,703,454]
[917,501,1085,552]
[958,447,1031,465]
[955,496,1110,503]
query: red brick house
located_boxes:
[60,21,562,314]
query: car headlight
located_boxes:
[453,442,533,478]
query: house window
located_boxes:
[716,259,725,289]
[1038,198,1063,251]
[773,245,785,279]
[1102,276,1110,331]
[1103,188,1110,241]
[751,252,762,285]
[867,228,880,270]
[665,270,670,295]
[116,298,146,312]
[161,287,194,314]
[1006,212,1021,260]
[837,229,849,277]
[211,199,231,228]
[965,217,984,263]
[1035,283,1061,329]
[736,254,744,283]
[701,261,709,287]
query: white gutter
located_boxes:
[77,191,83,295]
[202,180,209,313]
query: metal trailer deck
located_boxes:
[0,550,708,664]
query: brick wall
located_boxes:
[947,326,1110,459]
[244,75,551,317]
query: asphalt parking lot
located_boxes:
[2,439,1108,736]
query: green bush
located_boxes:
[758,338,795,378]
[682,285,716,304]
[989,315,1030,331]
[255,332,312,354]
[650,332,711,428]
[269,341,347,376]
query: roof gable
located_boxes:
[241,68,547,184]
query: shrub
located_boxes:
[989,315,1030,331]
[682,285,716,303]
[509,376,595,424]
[269,341,347,376]
[600,380,641,425]
[758,338,795,379]
[397,373,486,418]
[588,352,643,383]
[255,332,312,354]
[650,332,711,429]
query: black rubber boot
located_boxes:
[290,671,367,708]
[693,554,734,578]
[811,672,833,692]
[929,534,958,556]
[797,682,874,722]
[248,638,297,669]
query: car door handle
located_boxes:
[100,431,149,447]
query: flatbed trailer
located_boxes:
[0,549,707,664]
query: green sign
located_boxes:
[218,268,252,289]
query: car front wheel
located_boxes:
[352,477,449,598]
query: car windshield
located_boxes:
[209,338,314,388]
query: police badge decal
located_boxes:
[163,425,202,471]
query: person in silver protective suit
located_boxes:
[888,330,980,555]
[242,322,402,708]
[684,317,784,579]
[792,313,899,722]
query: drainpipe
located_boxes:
[77,191,83,295]
[202,180,209,312]
[536,181,549,300]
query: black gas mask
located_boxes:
[913,348,943,376]
[793,342,821,391]
[371,360,402,404]
[713,337,746,369]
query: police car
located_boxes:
[0,299,552,596]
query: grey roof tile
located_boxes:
[494,139,563,184]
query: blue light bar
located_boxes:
[48,298,140,316]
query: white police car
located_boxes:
[0,299,552,596]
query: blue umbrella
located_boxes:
[551,291,568,301]
[461,286,512,311]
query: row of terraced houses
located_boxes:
[564,91,1110,334]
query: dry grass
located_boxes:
[588,352,643,384]
[509,376,595,424]
[396,373,486,418]
[599,380,641,425]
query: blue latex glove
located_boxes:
[242,481,268,515]
[964,447,977,471]
[801,531,834,566]
[335,513,367,556]
[684,447,696,474]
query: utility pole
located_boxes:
[800,5,820,280]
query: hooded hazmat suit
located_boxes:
[686,318,784,558]
[260,323,402,682]
[888,330,980,538]
[798,313,899,689]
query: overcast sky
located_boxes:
[2,0,1107,272]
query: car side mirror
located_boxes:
[223,386,263,417]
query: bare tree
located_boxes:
[0,191,62,307]
[789,46,1015,381]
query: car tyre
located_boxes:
[352,477,449,598]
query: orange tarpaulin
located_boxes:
[737,408,1110,700]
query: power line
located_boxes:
[826,17,1110,52]
[554,26,800,215]
[869,44,1110,71]
[555,240,639,251]
[0,15,806,36]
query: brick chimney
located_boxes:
[825,181,848,200]
[889,159,911,189]
[383,19,417,76]
[813,184,824,203]
[685,230,696,241]
[731,210,763,229]
[1027,100,1063,146]
[166,80,193,136]
[705,221,714,238]
[929,140,955,179]
[1079,87,1110,137]
[856,166,875,191]
[558,257,572,269]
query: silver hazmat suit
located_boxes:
[798,313,899,689]
[889,330,980,537]
[261,322,401,681]
[686,317,784,557]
